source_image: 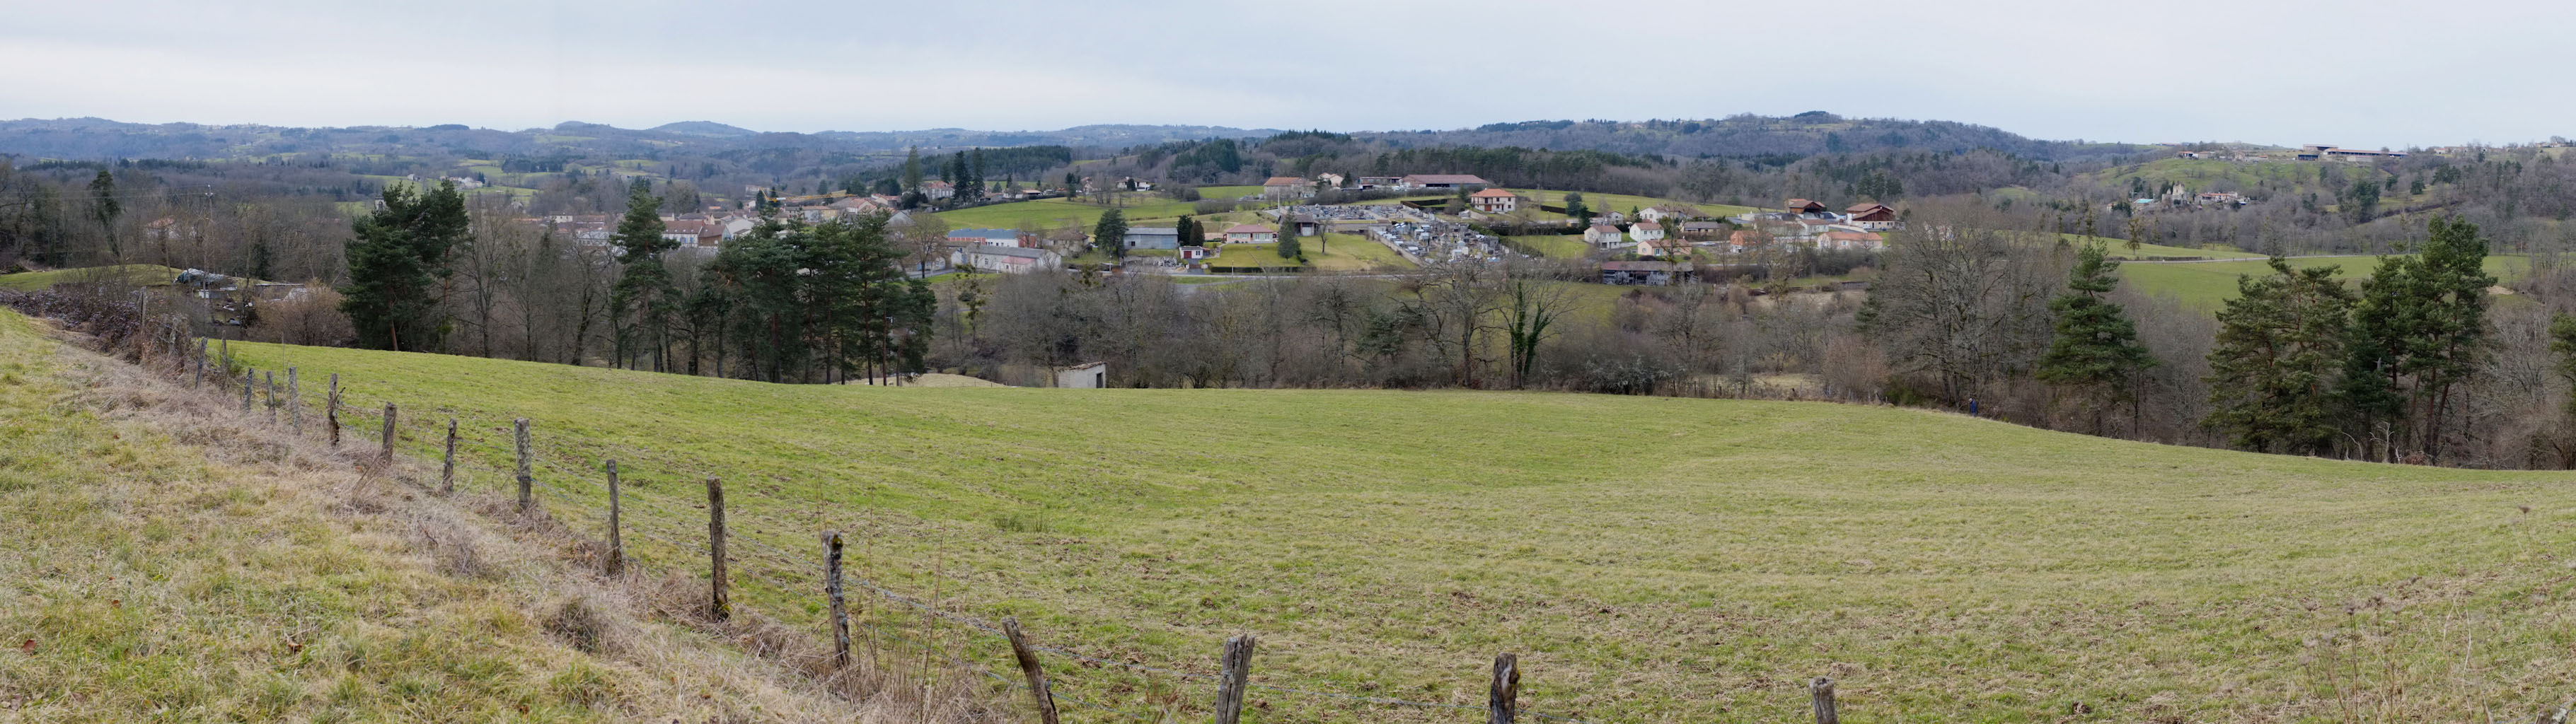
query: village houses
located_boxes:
[1583,223,1631,250]
[1469,188,1520,213]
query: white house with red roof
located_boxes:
[1223,223,1278,244]
[1469,188,1520,213]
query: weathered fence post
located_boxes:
[217,339,229,385]
[264,370,276,425]
[241,370,253,414]
[377,403,397,463]
[512,419,533,511]
[440,417,458,495]
[192,339,206,388]
[1810,677,1838,724]
[1003,617,1057,724]
[1489,653,1519,724]
[1214,634,1256,724]
[706,477,729,621]
[325,373,340,448]
[287,368,301,436]
[824,531,853,667]
[603,460,623,576]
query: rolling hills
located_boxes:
[197,336,2576,723]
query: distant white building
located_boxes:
[1054,362,1107,389]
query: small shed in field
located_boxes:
[1054,362,1108,389]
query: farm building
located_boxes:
[948,228,1036,247]
[950,244,1063,273]
[1399,173,1491,189]
[1637,205,1698,223]
[1786,198,1830,216]
[1123,227,1180,250]
[1678,221,1726,238]
[1263,176,1312,199]
[1844,204,1899,231]
[1600,260,1680,286]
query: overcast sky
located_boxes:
[1,0,2563,148]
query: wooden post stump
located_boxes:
[264,370,276,425]
[378,403,397,464]
[1214,634,1256,724]
[1003,617,1057,724]
[512,419,533,512]
[604,460,623,576]
[705,477,729,621]
[1489,653,1520,724]
[325,374,340,448]
[1810,677,1838,724]
[287,368,301,436]
[824,531,851,667]
[241,371,253,414]
[440,417,458,495]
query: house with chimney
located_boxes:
[1469,188,1521,213]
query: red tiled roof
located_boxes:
[1264,176,1303,186]
[1470,188,1518,198]
[1402,174,1490,185]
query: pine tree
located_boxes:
[87,170,120,260]
[966,148,986,202]
[1093,209,1128,262]
[1175,215,1201,247]
[608,180,678,371]
[1276,232,1301,260]
[900,146,924,194]
[1563,192,1587,223]
[340,180,470,351]
[2034,243,2156,434]
[2203,257,2355,455]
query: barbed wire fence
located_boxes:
[168,340,1745,724]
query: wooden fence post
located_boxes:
[1214,634,1256,724]
[377,402,397,464]
[264,370,277,425]
[241,370,253,414]
[1489,653,1520,724]
[706,477,729,621]
[1810,677,1838,724]
[824,531,852,667]
[512,419,533,512]
[325,373,340,448]
[604,460,623,576]
[441,417,458,495]
[287,368,301,436]
[1003,617,1057,724]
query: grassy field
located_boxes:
[0,263,190,291]
[2122,255,2530,310]
[1508,234,1598,258]
[937,196,1203,230]
[208,340,2576,723]
[1307,232,1411,271]
[1508,189,1763,219]
[1196,185,1266,199]
[2055,234,2264,261]
[0,312,909,722]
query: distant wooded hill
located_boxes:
[0,112,2139,163]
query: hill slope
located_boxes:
[0,311,988,722]
[212,339,2576,723]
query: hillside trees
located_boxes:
[2338,216,2495,460]
[340,180,468,351]
[1857,218,2057,404]
[2203,258,2355,455]
[706,213,932,383]
[86,170,119,261]
[2035,242,2156,433]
